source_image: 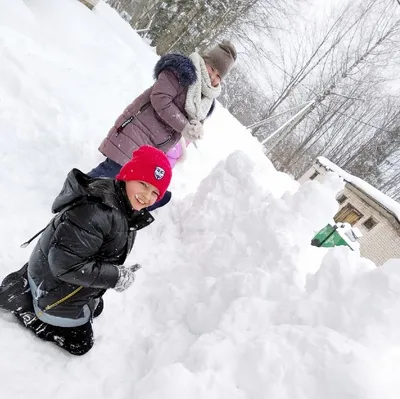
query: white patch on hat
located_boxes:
[154,166,165,180]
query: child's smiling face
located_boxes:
[205,63,221,87]
[125,180,160,211]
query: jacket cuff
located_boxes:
[100,263,120,288]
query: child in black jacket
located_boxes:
[0,146,172,355]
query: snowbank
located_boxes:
[126,153,400,398]
[1,1,400,398]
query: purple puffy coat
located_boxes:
[99,54,215,166]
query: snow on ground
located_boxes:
[1,1,400,398]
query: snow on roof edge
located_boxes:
[316,157,400,222]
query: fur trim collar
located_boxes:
[154,53,197,87]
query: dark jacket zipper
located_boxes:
[156,136,172,148]
[115,102,151,135]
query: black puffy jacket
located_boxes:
[27,169,154,320]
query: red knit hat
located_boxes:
[116,146,172,199]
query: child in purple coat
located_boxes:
[151,137,188,210]
[166,137,188,168]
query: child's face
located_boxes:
[125,180,160,211]
[206,64,221,87]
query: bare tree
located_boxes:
[264,0,400,173]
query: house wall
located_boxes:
[299,165,400,266]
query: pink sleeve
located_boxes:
[166,142,182,168]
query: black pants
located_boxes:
[15,311,94,355]
[1,264,95,356]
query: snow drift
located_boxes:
[0,1,400,398]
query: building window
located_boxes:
[310,171,319,180]
[337,194,347,204]
[363,217,377,231]
[334,203,363,226]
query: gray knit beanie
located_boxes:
[202,40,237,79]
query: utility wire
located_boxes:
[319,103,396,134]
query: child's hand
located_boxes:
[129,264,142,273]
[113,264,141,292]
[181,120,204,141]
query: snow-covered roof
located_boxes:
[316,157,400,223]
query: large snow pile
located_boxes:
[1,1,400,398]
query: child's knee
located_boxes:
[67,341,94,356]
[53,322,94,356]
[63,333,94,356]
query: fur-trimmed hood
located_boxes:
[154,53,197,88]
[154,53,216,118]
